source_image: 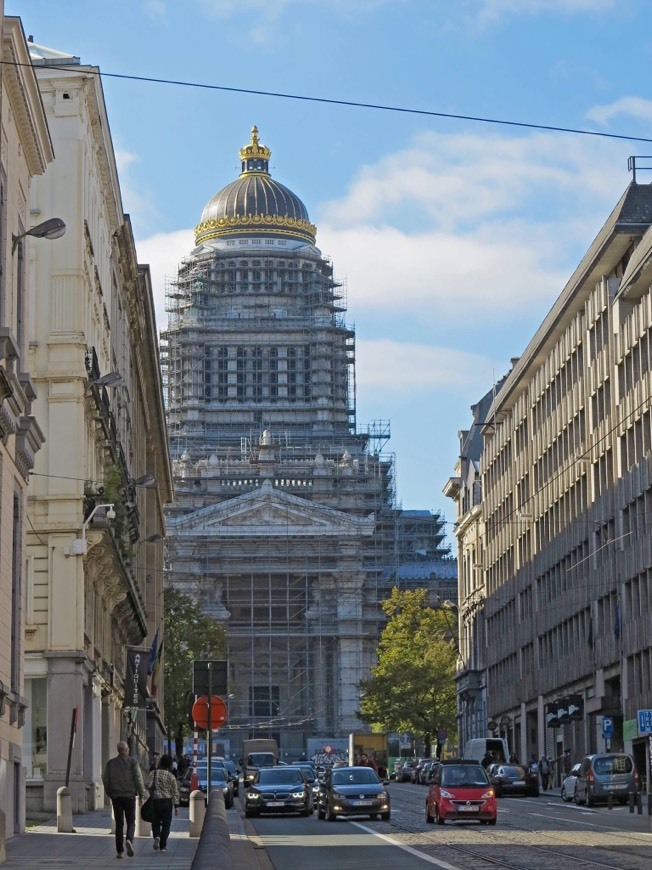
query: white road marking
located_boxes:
[350,821,464,869]
[526,812,603,826]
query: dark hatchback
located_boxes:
[317,765,390,821]
[244,766,313,817]
[487,763,539,797]
[178,764,234,808]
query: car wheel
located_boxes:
[317,806,325,820]
[488,818,497,826]
[561,786,567,801]
[326,805,337,822]
[435,804,445,825]
[300,807,310,817]
[381,811,390,821]
[425,802,434,824]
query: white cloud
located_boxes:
[356,339,495,391]
[586,96,652,126]
[134,229,195,332]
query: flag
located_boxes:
[151,639,164,698]
[147,628,159,675]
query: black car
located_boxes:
[317,765,390,821]
[244,766,313,817]
[213,758,240,797]
[179,764,234,808]
[487,763,539,797]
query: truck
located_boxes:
[348,732,389,777]
[241,738,279,782]
[307,738,349,767]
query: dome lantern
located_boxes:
[239,126,271,174]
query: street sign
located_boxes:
[637,709,652,735]
[193,660,227,696]
[546,701,560,728]
[192,695,228,730]
[602,716,614,739]
[567,694,583,721]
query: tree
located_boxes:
[358,588,457,755]
[163,588,227,749]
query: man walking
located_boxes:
[102,741,146,859]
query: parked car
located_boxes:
[399,760,418,782]
[419,761,436,784]
[178,768,194,807]
[292,762,321,800]
[574,753,639,807]
[425,759,497,825]
[317,765,390,821]
[487,763,539,797]
[411,758,430,783]
[561,763,581,802]
[244,765,313,817]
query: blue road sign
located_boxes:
[602,716,614,738]
[638,709,652,735]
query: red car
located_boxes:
[425,760,497,825]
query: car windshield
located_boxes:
[257,768,304,785]
[332,769,379,785]
[441,765,488,787]
[196,767,227,784]
[594,756,632,775]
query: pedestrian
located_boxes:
[358,753,378,773]
[563,749,572,775]
[481,751,493,769]
[539,754,550,790]
[509,752,519,764]
[102,741,146,859]
[146,753,180,852]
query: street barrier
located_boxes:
[190,789,231,870]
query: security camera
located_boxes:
[106,507,116,521]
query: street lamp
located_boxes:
[90,371,123,388]
[70,503,115,555]
[12,217,66,253]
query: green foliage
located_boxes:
[163,588,228,739]
[358,588,457,752]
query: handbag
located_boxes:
[141,769,157,822]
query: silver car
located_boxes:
[574,753,639,806]
[561,763,581,802]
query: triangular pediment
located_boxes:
[167,479,374,538]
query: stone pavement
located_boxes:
[2,801,268,869]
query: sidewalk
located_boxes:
[2,802,268,869]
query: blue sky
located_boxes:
[11,0,652,540]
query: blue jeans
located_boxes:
[111,796,136,854]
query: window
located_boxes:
[24,678,48,779]
[249,686,280,718]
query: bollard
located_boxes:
[637,793,643,815]
[629,792,635,813]
[135,803,151,839]
[189,789,206,838]
[648,794,652,816]
[607,791,613,810]
[56,787,75,833]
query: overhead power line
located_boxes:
[4,59,652,144]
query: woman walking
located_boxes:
[146,754,179,852]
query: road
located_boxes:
[241,781,652,870]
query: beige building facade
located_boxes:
[0,12,54,843]
[478,174,652,775]
[22,45,171,813]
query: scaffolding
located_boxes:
[162,224,452,760]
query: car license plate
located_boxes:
[266,801,285,807]
[513,780,524,785]
[458,806,479,812]
[352,800,373,806]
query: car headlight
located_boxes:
[246,791,261,801]
[440,790,455,799]
[332,791,345,800]
[379,791,389,801]
[481,790,494,799]
[291,791,306,799]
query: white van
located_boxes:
[463,738,509,764]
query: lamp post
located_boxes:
[71,503,115,555]
[12,217,66,253]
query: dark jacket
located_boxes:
[103,755,145,799]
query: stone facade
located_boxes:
[22,47,171,813]
[478,177,652,774]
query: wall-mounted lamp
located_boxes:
[132,474,156,488]
[12,217,66,254]
[91,371,123,388]
[70,503,115,556]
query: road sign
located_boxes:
[193,660,227,696]
[192,695,228,730]
[602,716,614,739]
[637,709,652,735]
[546,701,560,728]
